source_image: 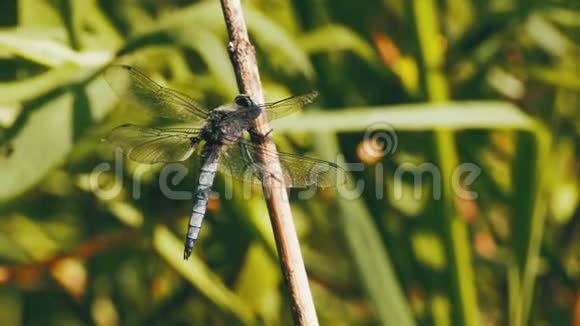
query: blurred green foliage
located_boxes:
[0,0,578,325]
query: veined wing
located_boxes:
[107,124,201,163]
[104,65,210,123]
[221,91,318,127]
[220,138,347,188]
[261,91,318,121]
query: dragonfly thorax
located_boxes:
[201,109,245,145]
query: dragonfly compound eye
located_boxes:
[235,95,253,108]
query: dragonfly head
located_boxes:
[234,94,256,109]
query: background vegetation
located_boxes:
[0,0,578,325]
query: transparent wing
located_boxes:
[104,65,210,122]
[260,91,318,121]
[221,91,318,127]
[220,139,347,188]
[107,124,201,163]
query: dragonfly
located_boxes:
[104,65,347,259]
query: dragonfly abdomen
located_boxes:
[183,145,221,260]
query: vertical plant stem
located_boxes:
[219,1,319,325]
[56,0,81,50]
[314,132,416,326]
[510,130,550,325]
[412,0,479,324]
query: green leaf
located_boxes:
[234,243,281,324]
[158,0,225,33]
[243,4,314,78]
[158,1,314,78]
[19,0,61,26]
[509,130,551,326]
[527,65,580,90]
[153,225,255,324]
[0,32,111,66]
[526,14,577,58]
[0,63,81,103]
[297,24,379,66]
[53,0,80,50]
[0,93,73,202]
[271,101,538,132]
[314,133,415,326]
[0,73,116,202]
[272,100,546,326]
[175,29,238,98]
[0,27,68,43]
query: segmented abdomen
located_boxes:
[183,144,221,259]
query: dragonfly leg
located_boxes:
[248,127,274,140]
[240,141,282,182]
[263,171,284,185]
